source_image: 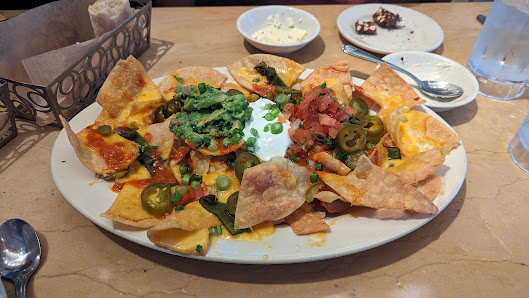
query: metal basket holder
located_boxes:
[0,0,152,129]
[0,79,17,148]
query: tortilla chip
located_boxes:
[285,206,330,235]
[355,63,425,117]
[147,202,221,255]
[60,116,139,175]
[234,157,311,229]
[220,82,251,96]
[227,54,305,96]
[96,55,162,126]
[314,191,342,203]
[157,67,228,100]
[383,146,449,185]
[102,182,163,228]
[321,199,351,213]
[350,156,438,214]
[414,174,442,201]
[313,152,351,176]
[137,117,175,160]
[299,61,353,103]
[317,171,364,204]
[385,108,460,157]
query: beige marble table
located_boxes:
[2,2,529,297]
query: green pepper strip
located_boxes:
[305,181,323,203]
[119,130,157,175]
[199,195,248,235]
[338,124,367,153]
[359,115,384,140]
[141,182,173,217]
[274,86,302,97]
[349,97,369,119]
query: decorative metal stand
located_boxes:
[0,79,17,149]
[0,0,152,128]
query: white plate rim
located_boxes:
[382,51,479,112]
[51,68,466,264]
[337,4,444,54]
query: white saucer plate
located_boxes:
[383,52,479,112]
[337,4,444,54]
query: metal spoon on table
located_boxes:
[341,44,464,100]
[0,219,42,298]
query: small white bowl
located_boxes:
[382,52,479,113]
[237,6,321,54]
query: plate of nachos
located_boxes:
[51,54,466,264]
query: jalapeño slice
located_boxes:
[141,182,173,217]
[338,124,367,153]
[234,152,260,181]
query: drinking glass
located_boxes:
[466,0,529,100]
[508,113,529,174]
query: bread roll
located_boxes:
[88,0,133,37]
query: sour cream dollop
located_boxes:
[243,98,291,161]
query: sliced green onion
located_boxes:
[246,137,257,147]
[182,174,191,185]
[171,191,182,202]
[216,175,231,191]
[196,244,202,253]
[128,121,138,130]
[174,206,184,211]
[248,94,260,102]
[222,138,230,147]
[97,125,112,135]
[290,156,300,163]
[310,174,319,183]
[275,93,289,105]
[191,180,201,190]
[179,164,189,174]
[192,174,203,183]
[315,163,323,171]
[270,122,283,134]
[264,113,275,121]
[208,143,218,152]
[401,116,408,122]
[264,123,271,132]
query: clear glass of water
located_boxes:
[509,113,529,174]
[466,0,529,100]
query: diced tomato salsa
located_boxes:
[287,84,354,157]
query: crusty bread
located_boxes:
[88,0,133,37]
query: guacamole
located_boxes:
[169,83,252,148]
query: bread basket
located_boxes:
[0,0,152,131]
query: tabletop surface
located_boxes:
[2,2,529,297]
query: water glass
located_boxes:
[508,113,529,174]
[466,0,529,100]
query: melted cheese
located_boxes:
[306,232,327,248]
[221,222,275,241]
[203,170,240,203]
[237,68,268,86]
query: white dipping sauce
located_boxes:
[252,14,308,44]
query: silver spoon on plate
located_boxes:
[0,219,42,298]
[341,44,464,100]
